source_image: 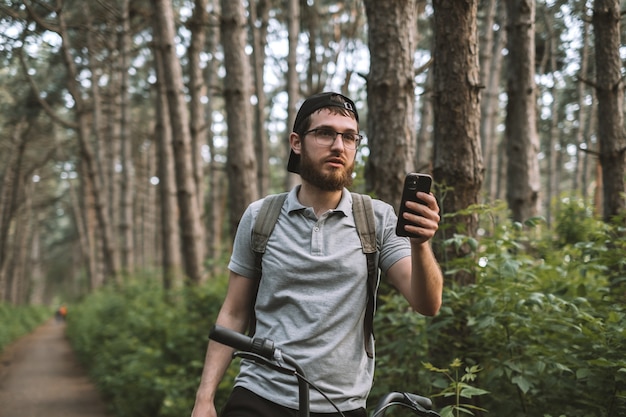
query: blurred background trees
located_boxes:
[0,0,624,303]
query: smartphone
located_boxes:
[395,173,433,238]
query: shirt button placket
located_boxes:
[311,222,323,255]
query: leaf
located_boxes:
[576,368,592,380]
[512,375,532,394]
[460,386,490,398]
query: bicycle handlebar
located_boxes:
[373,392,439,417]
[208,325,439,417]
[209,325,311,417]
[209,324,276,359]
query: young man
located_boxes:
[191,92,443,417]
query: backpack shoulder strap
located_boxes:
[248,192,287,336]
[351,193,377,254]
[252,193,289,255]
[351,192,379,358]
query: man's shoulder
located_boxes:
[350,192,395,214]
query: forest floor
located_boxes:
[0,319,111,417]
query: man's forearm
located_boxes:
[194,310,250,404]
[194,341,235,403]
[410,241,443,316]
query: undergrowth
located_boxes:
[0,303,51,354]
[66,197,625,417]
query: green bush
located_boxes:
[66,276,231,417]
[0,303,51,354]
[65,198,626,417]
[419,199,626,417]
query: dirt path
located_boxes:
[0,319,111,417]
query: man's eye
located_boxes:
[318,129,336,139]
[343,134,356,142]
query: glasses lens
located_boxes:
[311,129,360,149]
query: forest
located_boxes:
[0,0,625,416]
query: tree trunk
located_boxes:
[505,0,541,223]
[573,4,591,195]
[542,10,561,226]
[152,39,184,290]
[220,0,259,236]
[84,7,107,288]
[11,181,32,304]
[43,1,121,282]
[592,0,626,221]
[189,0,209,214]
[205,0,225,278]
[286,0,301,190]
[153,0,206,283]
[0,121,25,300]
[28,209,45,305]
[431,0,484,285]
[416,68,434,172]
[480,0,506,202]
[249,0,271,197]
[119,0,135,274]
[363,0,417,207]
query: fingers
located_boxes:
[404,192,440,222]
[402,192,440,242]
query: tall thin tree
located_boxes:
[431,0,484,283]
[592,0,626,221]
[363,0,418,206]
[153,0,206,283]
[505,0,541,223]
[220,0,259,236]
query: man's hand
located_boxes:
[401,192,440,245]
[190,398,217,417]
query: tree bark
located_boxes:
[416,67,434,172]
[573,4,591,195]
[431,0,483,284]
[363,0,418,207]
[0,121,25,300]
[480,0,506,202]
[189,0,209,214]
[205,0,227,278]
[152,39,184,290]
[119,0,135,274]
[286,0,301,190]
[592,0,626,221]
[250,0,271,197]
[153,0,206,283]
[505,0,541,223]
[220,0,259,236]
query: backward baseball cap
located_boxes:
[287,92,359,174]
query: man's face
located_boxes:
[296,109,358,191]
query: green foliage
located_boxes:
[424,359,488,417]
[65,275,232,417]
[64,198,626,417]
[370,198,625,416]
[0,303,51,354]
[425,198,626,417]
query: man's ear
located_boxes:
[289,132,302,155]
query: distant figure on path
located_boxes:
[55,304,67,323]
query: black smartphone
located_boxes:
[395,173,433,238]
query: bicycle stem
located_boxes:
[279,351,310,417]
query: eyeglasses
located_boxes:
[303,128,363,150]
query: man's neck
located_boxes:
[297,182,344,217]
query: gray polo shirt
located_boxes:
[228,186,411,412]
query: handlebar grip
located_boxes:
[373,392,437,416]
[404,392,432,410]
[209,325,275,359]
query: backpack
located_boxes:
[250,192,379,358]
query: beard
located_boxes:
[299,147,355,191]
